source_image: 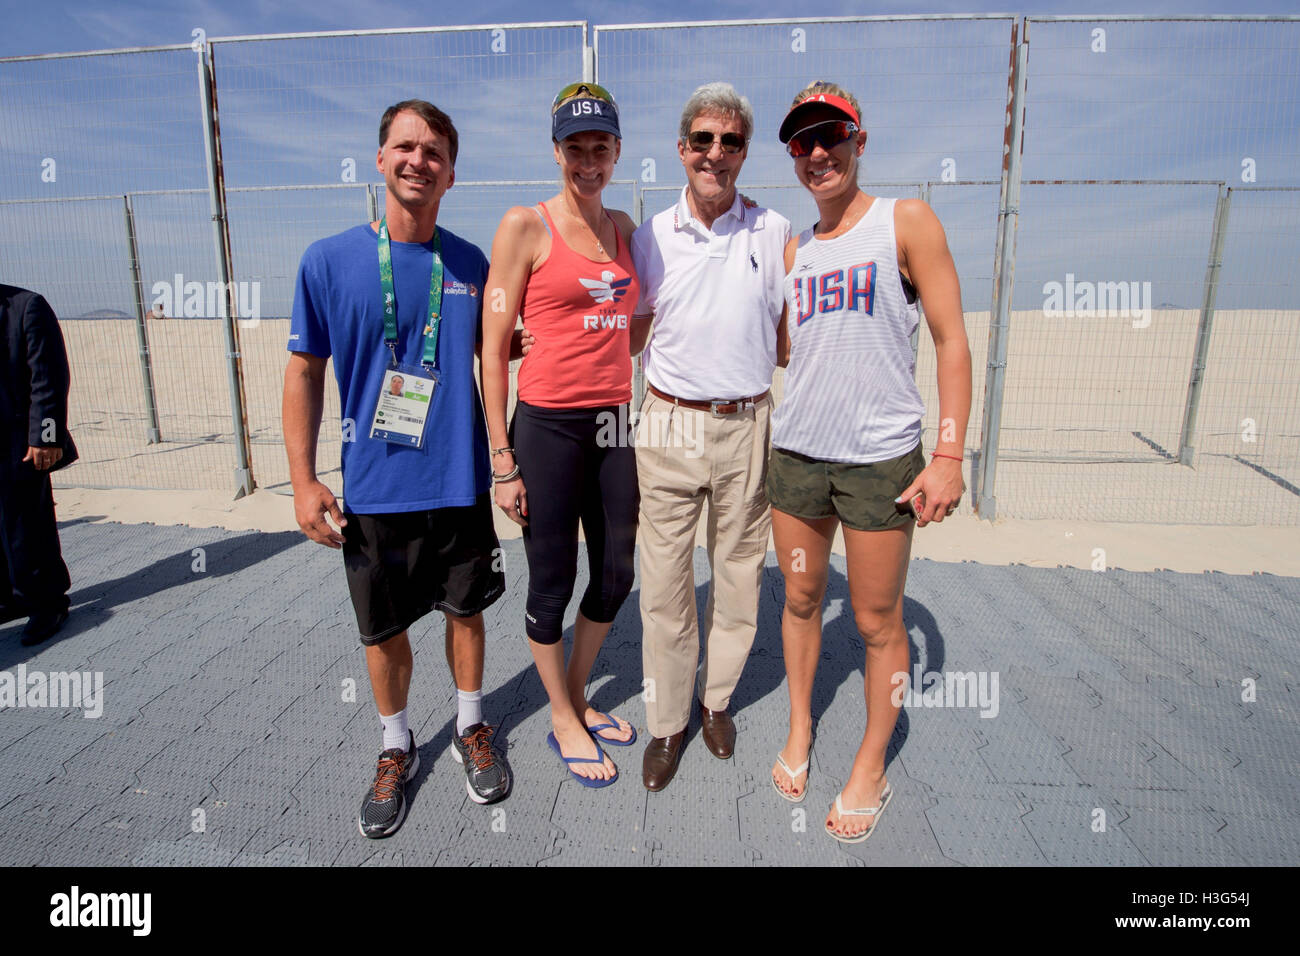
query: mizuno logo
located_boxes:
[579,270,632,304]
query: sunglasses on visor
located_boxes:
[684,130,747,154]
[552,82,617,111]
[786,120,860,158]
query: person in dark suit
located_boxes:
[1,284,78,646]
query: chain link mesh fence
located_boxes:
[2,17,1297,524]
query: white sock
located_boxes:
[456,688,483,735]
[380,708,409,752]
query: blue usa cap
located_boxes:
[552,94,621,141]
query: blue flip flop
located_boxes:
[546,732,618,788]
[586,711,637,747]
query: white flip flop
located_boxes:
[825,781,893,844]
[771,751,810,803]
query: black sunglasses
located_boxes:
[685,130,747,154]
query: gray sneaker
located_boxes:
[357,731,420,839]
[450,723,510,804]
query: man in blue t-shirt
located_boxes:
[284,100,520,838]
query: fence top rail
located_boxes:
[0,43,194,63]
[641,180,932,191]
[0,193,144,205]
[0,178,1234,208]
[594,14,1017,32]
[0,21,587,63]
[207,21,587,44]
[1021,179,1227,187]
[1026,13,1300,22]
[6,14,1297,63]
[0,179,639,206]
[637,178,1232,194]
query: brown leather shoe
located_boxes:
[699,702,735,759]
[642,729,687,791]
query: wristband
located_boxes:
[491,446,515,457]
[492,465,521,482]
[932,452,963,462]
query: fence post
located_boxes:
[197,44,255,499]
[976,17,1028,521]
[1178,184,1232,466]
[584,23,596,83]
[911,181,931,374]
[631,178,645,410]
[123,193,162,444]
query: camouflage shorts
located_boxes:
[765,443,926,531]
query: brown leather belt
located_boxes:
[648,384,769,417]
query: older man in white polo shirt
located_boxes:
[629,82,791,791]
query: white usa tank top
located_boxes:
[772,196,924,463]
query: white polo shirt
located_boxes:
[631,187,791,401]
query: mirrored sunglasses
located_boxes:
[552,82,617,112]
[786,120,859,158]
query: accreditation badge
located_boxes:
[369,365,439,448]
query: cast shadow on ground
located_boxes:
[415,555,946,791]
[0,529,302,669]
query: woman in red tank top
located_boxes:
[481,83,641,788]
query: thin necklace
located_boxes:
[817,193,870,239]
[563,197,608,258]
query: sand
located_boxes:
[48,309,1299,572]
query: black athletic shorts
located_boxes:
[341,493,505,645]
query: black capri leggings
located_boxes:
[509,400,639,645]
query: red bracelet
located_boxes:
[932,452,963,462]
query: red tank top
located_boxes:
[517,202,639,408]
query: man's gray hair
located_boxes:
[679,82,754,143]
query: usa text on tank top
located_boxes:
[775,196,925,463]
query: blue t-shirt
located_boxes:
[288,223,491,514]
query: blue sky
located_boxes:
[1,1,1295,58]
[1,2,1298,317]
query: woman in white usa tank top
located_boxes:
[766,82,972,844]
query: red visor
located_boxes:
[778,93,861,142]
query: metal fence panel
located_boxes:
[1187,186,1300,523]
[2,17,1298,526]
[208,26,587,494]
[595,17,1016,190]
[603,17,1016,517]
[985,16,1300,522]
[0,47,243,490]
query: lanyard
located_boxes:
[378,218,443,369]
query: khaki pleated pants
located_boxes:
[635,391,772,739]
